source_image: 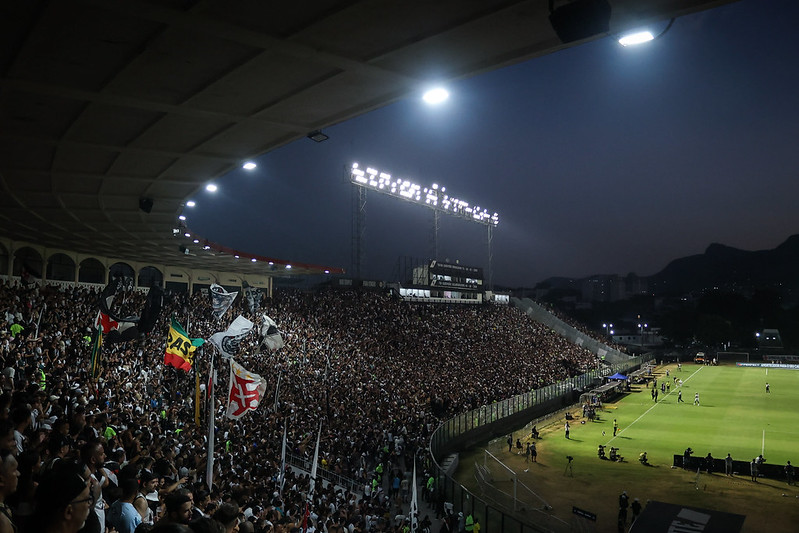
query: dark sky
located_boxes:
[190,0,799,288]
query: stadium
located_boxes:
[1,2,795,533]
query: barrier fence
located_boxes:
[429,356,650,533]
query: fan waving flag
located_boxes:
[209,315,254,359]
[164,317,205,371]
[210,283,238,319]
[226,359,267,419]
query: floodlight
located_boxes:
[193,239,199,244]
[172,228,180,235]
[251,258,257,262]
[184,232,191,237]
[234,255,240,259]
[205,183,218,192]
[423,87,449,104]
[179,215,186,221]
[286,265,292,269]
[349,162,498,226]
[618,19,675,46]
[243,161,257,170]
[618,31,654,46]
[186,200,196,207]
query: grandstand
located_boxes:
[0,2,736,532]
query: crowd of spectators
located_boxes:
[0,278,598,533]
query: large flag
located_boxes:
[226,359,267,419]
[242,281,261,314]
[259,314,284,352]
[209,315,254,359]
[210,283,238,319]
[164,317,205,371]
[96,280,163,344]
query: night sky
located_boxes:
[190,0,799,288]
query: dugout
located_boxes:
[579,380,626,406]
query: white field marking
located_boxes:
[604,366,704,447]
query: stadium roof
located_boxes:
[0,0,733,277]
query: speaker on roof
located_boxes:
[139,197,154,213]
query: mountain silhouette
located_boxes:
[649,234,799,297]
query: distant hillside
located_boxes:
[649,234,799,297]
[528,235,799,304]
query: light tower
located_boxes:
[349,163,499,288]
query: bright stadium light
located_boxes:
[349,162,498,227]
[242,161,257,170]
[618,30,654,46]
[618,19,675,47]
[186,200,196,207]
[423,87,449,104]
[205,183,218,192]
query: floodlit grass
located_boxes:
[456,364,799,533]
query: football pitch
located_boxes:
[456,363,799,533]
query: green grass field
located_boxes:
[457,363,799,533]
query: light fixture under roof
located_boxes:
[243,161,257,170]
[206,184,218,192]
[186,200,196,207]
[619,30,654,46]
[307,130,329,142]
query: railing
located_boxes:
[285,451,363,495]
[429,357,650,533]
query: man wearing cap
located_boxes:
[31,462,94,533]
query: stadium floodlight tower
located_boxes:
[349,162,500,289]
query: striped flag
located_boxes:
[164,317,205,371]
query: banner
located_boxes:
[209,315,254,359]
[164,317,205,371]
[226,359,267,419]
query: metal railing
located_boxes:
[285,451,363,495]
[429,357,650,533]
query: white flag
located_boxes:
[210,283,238,319]
[260,314,284,352]
[209,315,253,359]
[226,359,267,419]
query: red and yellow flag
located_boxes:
[164,317,204,371]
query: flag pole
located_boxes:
[205,346,216,492]
[274,371,281,413]
[35,302,46,338]
[279,418,288,497]
[410,456,418,532]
